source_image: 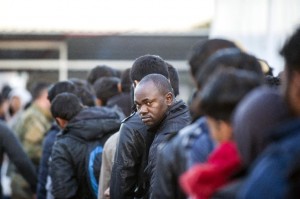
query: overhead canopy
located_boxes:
[0,0,214,34]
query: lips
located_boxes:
[141,116,152,124]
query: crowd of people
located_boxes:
[0,25,299,199]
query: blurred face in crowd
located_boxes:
[282,69,300,116]
[134,81,173,127]
[206,116,233,144]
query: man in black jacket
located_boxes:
[49,92,123,199]
[110,55,170,199]
[134,74,190,198]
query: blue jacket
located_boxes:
[37,123,60,199]
[239,118,300,199]
[190,117,214,165]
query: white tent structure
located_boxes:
[210,0,300,76]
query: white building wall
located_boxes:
[210,0,300,75]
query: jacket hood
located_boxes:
[63,106,123,141]
[233,87,291,168]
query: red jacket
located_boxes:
[179,141,241,199]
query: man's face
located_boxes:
[134,81,172,127]
[283,69,300,116]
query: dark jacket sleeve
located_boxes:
[37,127,59,199]
[0,122,37,192]
[150,137,187,199]
[110,123,142,199]
[190,129,214,164]
[49,141,78,199]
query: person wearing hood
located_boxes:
[49,92,123,199]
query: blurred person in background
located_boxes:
[238,26,300,199]
[166,63,180,97]
[106,68,133,117]
[49,92,122,199]
[179,69,262,199]
[37,80,78,199]
[11,82,52,199]
[0,120,37,199]
[87,65,120,86]
[6,88,32,129]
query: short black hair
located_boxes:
[120,68,132,93]
[138,74,174,96]
[69,78,95,107]
[280,27,300,74]
[196,48,264,89]
[130,54,169,82]
[51,92,83,121]
[200,69,262,121]
[93,77,120,105]
[48,81,77,102]
[87,65,118,85]
[188,39,238,79]
[167,63,179,97]
[30,82,50,101]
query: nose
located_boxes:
[138,105,148,115]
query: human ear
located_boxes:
[165,92,174,105]
[55,117,68,129]
[117,83,122,92]
[95,98,103,106]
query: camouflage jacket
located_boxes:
[14,103,52,166]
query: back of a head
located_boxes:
[93,77,120,105]
[130,54,169,82]
[30,82,50,101]
[137,74,174,96]
[233,87,290,168]
[196,48,264,89]
[167,63,180,97]
[69,78,95,107]
[48,81,78,102]
[280,27,300,75]
[188,39,238,79]
[87,65,118,85]
[51,92,83,121]
[200,69,263,122]
[120,68,132,93]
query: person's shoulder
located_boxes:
[119,112,147,140]
[122,111,138,122]
[122,112,145,128]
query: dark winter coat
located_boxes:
[110,112,152,199]
[50,106,122,199]
[150,117,212,199]
[147,100,191,198]
[239,118,300,199]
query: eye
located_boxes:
[146,101,152,106]
[135,104,140,110]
